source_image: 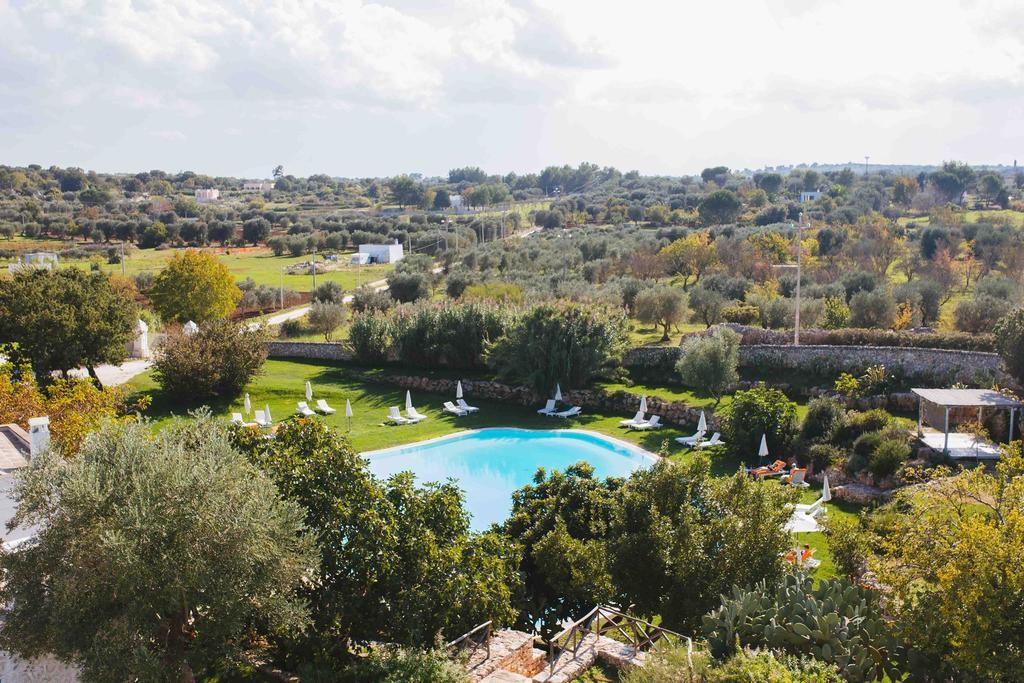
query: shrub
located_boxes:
[823,516,871,580]
[280,318,304,338]
[844,452,867,475]
[954,295,1010,334]
[487,303,629,392]
[869,438,910,480]
[994,307,1024,386]
[852,430,885,459]
[341,648,467,683]
[153,320,269,401]
[721,385,798,460]
[833,372,860,397]
[820,296,850,329]
[702,574,901,682]
[808,443,843,472]
[849,289,896,329]
[445,272,472,299]
[390,302,513,369]
[307,301,346,341]
[348,311,393,364]
[828,409,891,448]
[721,303,760,325]
[149,250,241,324]
[799,397,846,444]
[675,327,740,404]
[621,647,843,683]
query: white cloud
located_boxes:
[0,0,1020,175]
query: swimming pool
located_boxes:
[363,429,657,530]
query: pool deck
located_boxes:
[360,427,662,462]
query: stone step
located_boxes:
[481,670,533,683]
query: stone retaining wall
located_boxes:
[266,341,352,361]
[624,344,1011,388]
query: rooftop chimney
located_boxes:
[28,416,49,459]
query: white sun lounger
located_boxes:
[537,399,557,416]
[630,415,661,431]
[253,410,271,428]
[696,432,723,449]
[457,398,480,413]
[443,401,467,416]
[675,430,705,446]
[231,412,245,425]
[620,410,646,428]
[406,406,427,423]
[554,406,582,419]
[315,399,336,415]
[297,401,316,417]
[386,406,411,425]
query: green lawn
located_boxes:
[596,379,811,421]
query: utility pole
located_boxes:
[279,267,285,310]
[311,245,317,291]
[864,155,870,176]
[120,241,125,276]
[794,215,803,346]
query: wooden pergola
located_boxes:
[912,388,1021,456]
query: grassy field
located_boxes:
[6,244,394,293]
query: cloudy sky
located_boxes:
[1,0,1021,178]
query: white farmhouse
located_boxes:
[242,180,274,192]
[449,194,465,210]
[7,252,58,274]
[195,188,220,202]
[354,241,404,264]
[799,191,823,203]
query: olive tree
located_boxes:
[634,286,687,341]
[0,415,315,682]
[307,300,346,341]
[675,327,740,404]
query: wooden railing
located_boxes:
[547,605,691,676]
[446,620,492,665]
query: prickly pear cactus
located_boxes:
[702,574,902,682]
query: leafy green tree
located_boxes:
[994,307,1024,386]
[721,384,798,461]
[386,271,430,302]
[611,458,794,633]
[389,175,423,207]
[149,250,242,323]
[954,294,1010,333]
[502,463,620,637]
[487,303,629,392]
[0,415,315,682]
[343,647,468,683]
[687,285,727,327]
[698,189,742,225]
[675,327,740,404]
[659,233,719,289]
[307,300,346,341]
[634,286,687,341]
[700,166,730,186]
[820,296,851,329]
[232,420,519,652]
[753,172,784,197]
[848,289,896,329]
[0,268,135,385]
[241,217,271,244]
[153,320,268,401]
[872,446,1024,681]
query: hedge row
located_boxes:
[690,324,995,353]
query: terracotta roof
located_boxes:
[0,424,30,471]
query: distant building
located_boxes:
[7,252,58,274]
[195,188,220,202]
[799,191,823,203]
[449,194,465,210]
[242,180,274,192]
[355,241,404,264]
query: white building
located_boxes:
[799,191,823,203]
[242,180,274,192]
[449,194,465,210]
[356,241,404,264]
[195,188,220,202]
[7,252,58,274]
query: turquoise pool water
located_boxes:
[363,429,656,530]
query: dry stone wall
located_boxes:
[266,341,352,361]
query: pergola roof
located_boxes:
[912,388,1022,408]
